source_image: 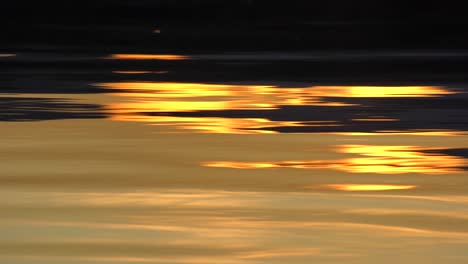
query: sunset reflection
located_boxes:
[96,82,456,133]
[316,86,454,97]
[99,82,452,101]
[98,82,354,133]
[204,145,467,174]
[339,145,466,174]
[4,5,468,261]
[109,115,292,134]
[316,184,417,191]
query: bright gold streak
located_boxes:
[203,145,467,174]
[338,145,466,174]
[314,86,454,97]
[99,82,349,133]
[98,82,455,133]
[109,115,298,134]
[319,184,417,191]
[108,54,189,60]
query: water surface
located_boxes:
[1,51,468,264]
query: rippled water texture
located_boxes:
[1,51,468,264]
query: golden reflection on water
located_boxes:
[95,82,456,133]
[98,82,355,133]
[99,82,452,102]
[316,86,455,97]
[3,56,468,263]
[2,116,468,263]
[3,187,468,264]
[316,184,417,191]
[203,144,467,174]
[96,81,458,133]
[108,116,302,134]
[107,54,189,60]
[339,145,466,174]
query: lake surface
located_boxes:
[1,51,468,264]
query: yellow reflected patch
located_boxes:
[318,184,417,191]
[203,145,467,174]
